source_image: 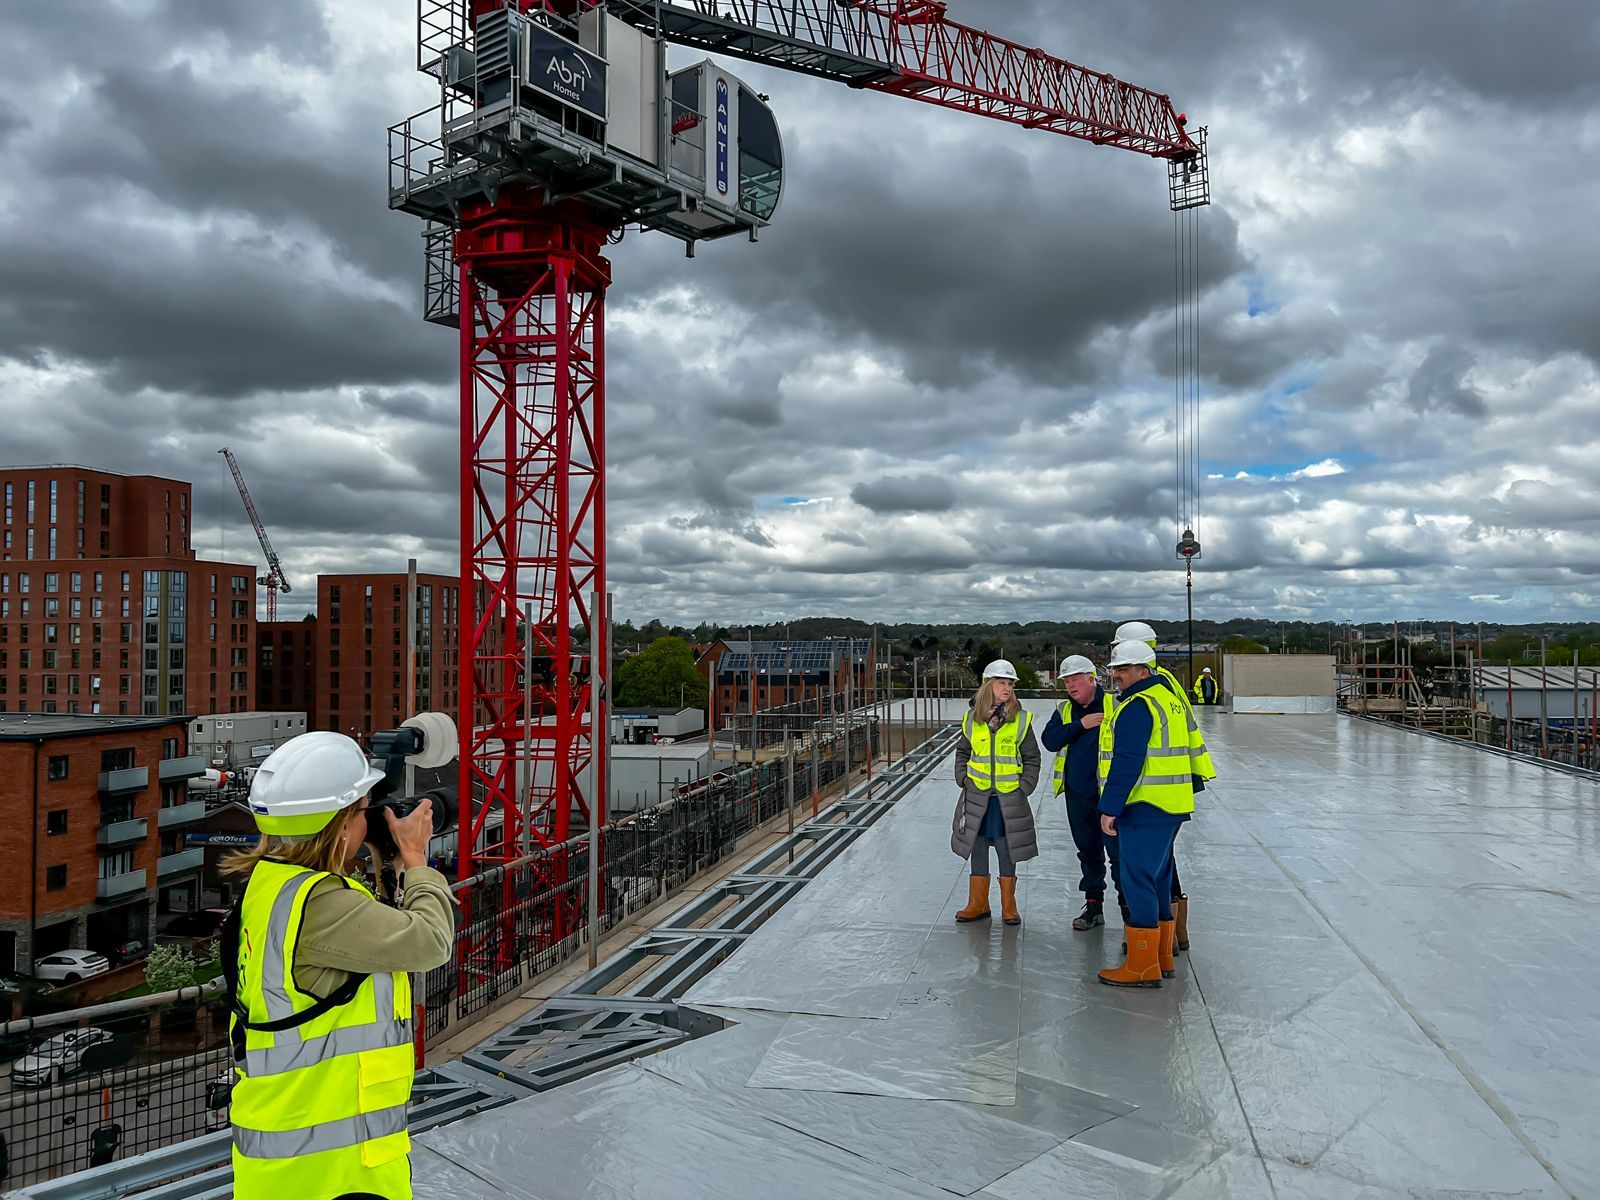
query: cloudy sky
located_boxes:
[2,1,1597,628]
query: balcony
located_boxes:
[97,869,149,902]
[158,754,207,782]
[97,818,149,847]
[99,766,149,794]
[157,800,207,828]
[158,848,205,877]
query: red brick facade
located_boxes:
[0,714,206,978]
[257,616,319,725]
[0,468,257,718]
[315,574,460,738]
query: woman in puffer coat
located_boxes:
[951,659,1041,926]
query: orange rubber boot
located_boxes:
[955,876,991,923]
[1098,927,1162,988]
[1158,919,1177,978]
[999,877,1021,926]
[1174,897,1190,952]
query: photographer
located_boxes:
[221,732,455,1200]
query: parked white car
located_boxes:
[10,1027,115,1087]
[33,950,111,983]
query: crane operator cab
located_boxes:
[665,62,785,230]
[422,8,784,248]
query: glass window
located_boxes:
[46,865,66,891]
[69,572,81,593]
[47,809,68,835]
[47,755,69,781]
[44,572,58,593]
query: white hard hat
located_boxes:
[248,732,387,838]
[1202,667,1213,674]
[982,659,1019,681]
[1114,620,1157,644]
[1058,654,1096,678]
[1108,640,1158,668]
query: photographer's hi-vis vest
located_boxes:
[1096,681,1197,815]
[962,709,1034,793]
[230,860,416,1200]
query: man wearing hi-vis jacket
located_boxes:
[1095,640,1201,988]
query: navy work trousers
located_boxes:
[1063,787,1120,902]
[1116,818,1179,929]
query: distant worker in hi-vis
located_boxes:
[952,659,1041,927]
[221,733,455,1200]
[1096,641,1200,987]
[1194,666,1219,705]
[1113,620,1215,953]
[1039,655,1121,931]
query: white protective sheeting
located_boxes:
[1231,695,1337,714]
[421,709,1589,1199]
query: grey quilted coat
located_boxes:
[951,707,1041,863]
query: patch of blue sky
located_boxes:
[1245,275,1282,318]
[754,495,811,510]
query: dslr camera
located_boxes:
[364,712,459,859]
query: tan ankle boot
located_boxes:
[955,875,991,923]
[999,877,1021,926]
[1174,897,1190,952]
[1099,927,1162,988]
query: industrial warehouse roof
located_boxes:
[1475,664,1600,690]
[410,709,1594,1198]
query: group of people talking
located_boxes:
[950,620,1217,988]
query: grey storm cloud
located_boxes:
[1,0,1598,624]
[851,475,958,515]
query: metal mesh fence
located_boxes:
[0,995,232,1190]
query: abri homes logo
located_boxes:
[545,53,591,104]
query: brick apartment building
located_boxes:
[313,572,461,739]
[256,615,318,725]
[0,467,257,718]
[0,713,208,975]
[711,639,873,732]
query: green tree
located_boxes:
[144,943,199,992]
[1015,662,1041,689]
[1221,635,1267,655]
[614,636,709,709]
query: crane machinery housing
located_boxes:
[387,0,1209,967]
[218,447,292,623]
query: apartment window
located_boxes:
[44,598,59,618]
[43,624,57,644]
[93,571,102,592]
[180,492,188,513]
[47,754,69,780]
[48,528,56,558]
[42,649,56,669]
[47,810,68,836]
[48,480,57,523]
[77,480,85,523]
[99,851,135,879]
[26,481,34,521]
[90,598,102,617]
[70,572,81,593]
[210,573,217,592]
[46,865,66,891]
[44,573,58,594]
[162,737,180,759]
[121,572,130,591]
[121,597,130,617]
[101,747,135,772]
[100,531,109,551]
[25,529,33,558]
[69,599,81,618]
[120,623,132,644]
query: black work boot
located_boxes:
[1072,899,1105,931]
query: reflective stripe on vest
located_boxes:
[1158,665,1217,782]
[230,860,415,1185]
[1096,681,1197,814]
[1050,700,1069,795]
[962,709,1033,793]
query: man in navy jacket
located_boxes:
[1039,655,1121,931]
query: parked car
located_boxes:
[163,908,231,939]
[33,950,111,984]
[10,1027,115,1087]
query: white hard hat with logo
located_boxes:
[248,732,387,838]
[982,659,1020,681]
[1057,654,1096,678]
[1202,667,1213,674]
[1114,620,1157,644]
[1107,640,1158,668]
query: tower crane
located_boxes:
[388,0,1209,955]
[218,448,292,623]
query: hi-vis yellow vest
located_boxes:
[1050,698,1091,796]
[230,860,416,1200]
[1157,664,1217,781]
[1097,681,1197,814]
[962,709,1033,793]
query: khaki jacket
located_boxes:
[291,865,455,999]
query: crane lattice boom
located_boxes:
[219,447,292,621]
[607,0,1200,160]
